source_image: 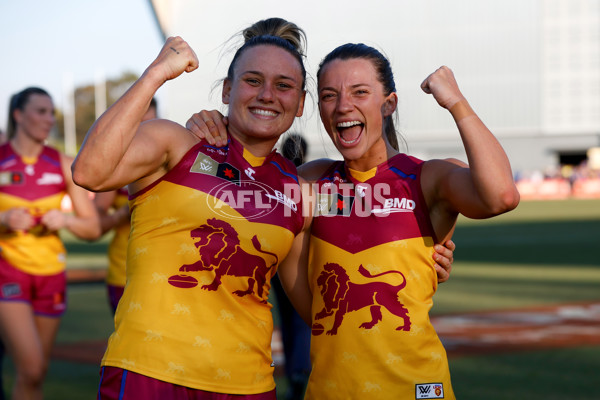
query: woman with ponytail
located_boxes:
[0,87,100,399]
[74,18,309,399]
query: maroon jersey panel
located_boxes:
[311,153,435,254]
[131,136,304,236]
[0,143,66,201]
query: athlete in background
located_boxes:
[0,87,100,399]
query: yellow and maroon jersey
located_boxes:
[105,186,129,287]
[306,154,455,400]
[0,143,67,276]
[101,135,304,394]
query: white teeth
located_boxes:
[337,120,361,128]
[253,109,277,117]
[340,136,359,145]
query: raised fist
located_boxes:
[147,36,199,83]
[420,66,465,110]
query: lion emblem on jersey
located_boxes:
[314,262,410,335]
[179,218,278,302]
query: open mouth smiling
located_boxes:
[251,108,278,118]
[336,120,364,145]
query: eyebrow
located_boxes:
[319,83,371,92]
[243,70,298,82]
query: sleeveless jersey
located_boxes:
[101,135,304,394]
[0,143,67,276]
[105,187,129,287]
[306,154,455,400]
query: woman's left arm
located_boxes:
[40,154,101,240]
[277,225,312,326]
[421,66,520,220]
[276,178,317,326]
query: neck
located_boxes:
[229,132,278,158]
[10,133,43,159]
[345,136,398,172]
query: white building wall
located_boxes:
[541,0,600,135]
[149,0,600,175]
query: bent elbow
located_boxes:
[80,227,102,242]
[492,186,520,215]
[71,160,88,188]
[90,227,103,241]
[86,221,103,241]
[71,161,103,192]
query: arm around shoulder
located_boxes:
[276,177,315,326]
[298,158,336,183]
[277,224,312,326]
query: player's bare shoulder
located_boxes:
[298,158,336,183]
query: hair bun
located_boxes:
[243,17,306,56]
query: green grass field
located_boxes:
[2,199,599,399]
[435,199,600,399]
[434,199,600,314]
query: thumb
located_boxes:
[420,77,432,94]
[185,48,199,73]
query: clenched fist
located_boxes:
[145,36,199,84]
[420,66,465,110]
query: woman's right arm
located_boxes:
[277,226,312,325]
[276,178,316,326]
[72,36,199,191]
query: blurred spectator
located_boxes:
[515,158,600,200]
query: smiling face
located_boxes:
[223,44,306,156]
[14,93,55,143]
[318,58,397,170]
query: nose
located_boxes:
[336,91,353,113]
[257,82,274,102]
[44,112,56,128]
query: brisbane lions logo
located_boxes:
[312,263,411,336]
[169,218,278,303]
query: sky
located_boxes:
[0,0,538,133]
[0,0,164,130]
[0,0,548,166]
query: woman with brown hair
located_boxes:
[0,87,100,399]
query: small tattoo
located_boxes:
[170,47,180,54]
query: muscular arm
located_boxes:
[72,37,199,191]
[421,67,520,241]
